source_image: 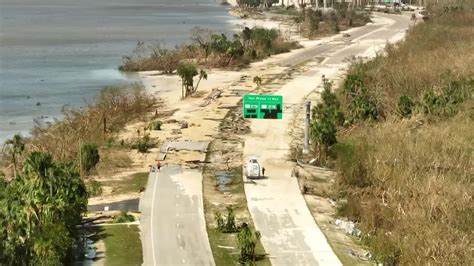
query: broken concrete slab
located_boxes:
[157,140,210,161]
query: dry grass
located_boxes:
[336,110,473,265]
[343,9,474,116]
[28,84,158,164]
[334,5,474,265]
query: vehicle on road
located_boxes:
[246,157,261,179]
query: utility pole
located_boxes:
[79,139,83,178]
[303,100,311,154]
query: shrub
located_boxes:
[253,76,262,88]
[81,143,100,174]
[113,211,135,223]
[342,72,379,122]
[215,206,238,233]
[132,134,154,153]
[310,77,344,162]
[177,62,195,97]
[398,95,414,118]
[87,179,103,197]
[418,79,472,117]
[237,223,261,263]
[148,120,162,131]
[119,27,299,71]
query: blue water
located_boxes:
[0,0,234,142]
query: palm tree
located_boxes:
[194,69,208,93]
[177,62,198,98]
[253,76,262,89]
[2,134,25,177]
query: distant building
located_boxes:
[278,0,312,6]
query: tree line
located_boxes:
[1,135,88,264]
[119,26,298,72]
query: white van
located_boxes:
[246,158,261,179]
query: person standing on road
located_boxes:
[261,167,265,177]
[156,160,161,171]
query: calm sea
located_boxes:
[0,0,234,143]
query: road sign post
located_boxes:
[243,94,283,119]
[303,100,311,154]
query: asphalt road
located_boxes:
[139,165,214,266]
[279,12,410,67]
[243,13,410,266]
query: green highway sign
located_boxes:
[243,94,283,119]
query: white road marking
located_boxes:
[150,173,158,266]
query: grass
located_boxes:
[102,225,143,266]
[206,226,270,266]
[203,136,270,265]
[109,172,149,194]
[332,4,474,265]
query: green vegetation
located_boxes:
[131,133,155,153]
[310,77,344,164]
[0,84,156,264]
[113,211,136,223]
[119,27,299,72]
[177,62,207,98]
[215,206,265,263]
[215,206,239,233]
[148,120,163,131]
[203,140,269,265]
[81,143,100,174]
[102,225,142,266]
[253,76,262,88]
[0,151,87,265]
[318,3,474,265]
[87,179,103,197]
[237,223,263,264]
[1,134,25,178]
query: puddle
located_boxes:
[216,171,233,192]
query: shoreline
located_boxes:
[0,0,237,145]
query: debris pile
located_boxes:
[220,111,250,135]
[200,89,223,107]
[335,219,362,237]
